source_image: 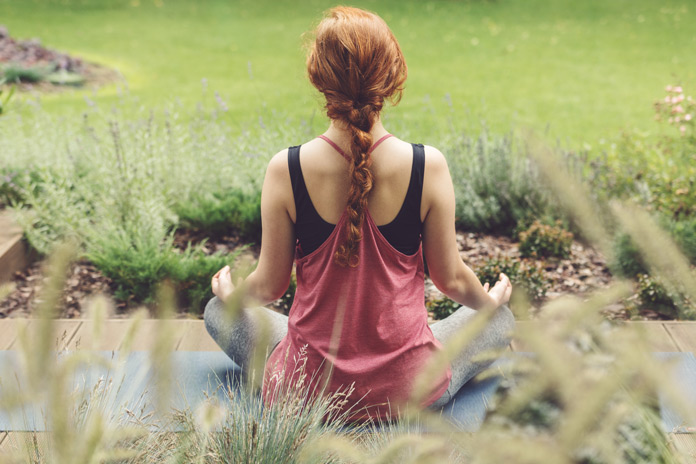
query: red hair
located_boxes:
[306,6,407,266]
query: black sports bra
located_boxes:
[288,143,425,256]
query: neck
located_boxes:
[324,117,390,145]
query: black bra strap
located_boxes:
[288,145,308,214]
[410,143,425,209]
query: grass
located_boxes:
[0,0,695,145]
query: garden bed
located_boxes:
[0,25,121,91]
[0,227,667,321]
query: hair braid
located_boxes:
[306,6,407,266]
[334,106,377,266]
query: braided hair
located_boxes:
[306,6,407,266]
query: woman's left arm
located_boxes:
[212,149,296,306]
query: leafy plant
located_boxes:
[665,216,696,264]
[477,255,549,302]
[1,64,50,83]
[444,130,562,235]
[176,188,262,242]
[426,295,460,320]
[86,229,241,313]
[518,220,574,259]
[637,273,695,320]
[610,232,649,278]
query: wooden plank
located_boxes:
[126,319,188,351]
[624,322,679,352]
[664,322,696,354]
[67,318,188,351]
[68,319,132,351]
[176,320,221,351]
[0,431,6,445]
[0,318,28,350]
[671,433,696,463]
[510,321,681,352]
[5,319,81,351]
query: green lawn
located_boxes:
[1,0,695,145]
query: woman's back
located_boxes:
[289,135,422,227]
[264,134,451,420]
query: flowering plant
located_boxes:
[654,84,695,139]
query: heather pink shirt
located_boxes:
[262,207,452,421]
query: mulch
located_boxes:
[0,229,666,321]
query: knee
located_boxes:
[494,304,516,344]
[203,296,224,337]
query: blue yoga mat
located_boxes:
[0,351,694,433]
[656,352,696,434]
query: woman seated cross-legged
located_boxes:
[204,5,515,422]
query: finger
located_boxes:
[483,282,490,291]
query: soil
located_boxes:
[0,229,667,321]
[0,25,122,92]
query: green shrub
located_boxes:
[426,256,549,319]
[426,295,460,320]
[477,255,549,303]
[166,242,242,313]
[0,169,21,207]
[610,233,649,278]
[586,104,696,224]
[666,216,696,264]
[637,273,696,320]
[87,230,241,313]
[176,187,262,242]
[1,64,49,83]
[518,220,574,259]
[444,130,562,235]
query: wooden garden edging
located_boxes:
[0,211,29,284]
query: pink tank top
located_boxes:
[262,203,452,420]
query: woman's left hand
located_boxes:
[211,265,235,303]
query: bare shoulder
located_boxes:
[423,144,450,175]
[266,148,290,179]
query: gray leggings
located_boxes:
[203,297,515,409]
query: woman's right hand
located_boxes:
[483,272,512,307]
[211,265,235,303]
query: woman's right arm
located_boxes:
[420,146,512,309]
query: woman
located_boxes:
[205,6,514,421]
